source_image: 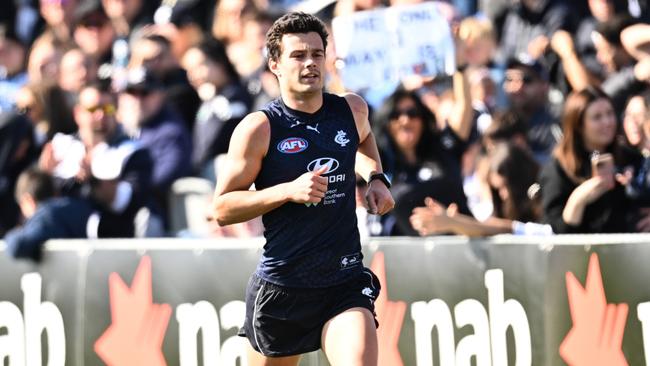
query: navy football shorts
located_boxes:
[238,268,381,357]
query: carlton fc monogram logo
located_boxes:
[335,130,350,147]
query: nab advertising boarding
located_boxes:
[3,235,650,365]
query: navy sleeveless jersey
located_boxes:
[254,93,362,288]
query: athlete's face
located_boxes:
[270,32,325,96]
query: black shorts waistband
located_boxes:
[252,269,365,294]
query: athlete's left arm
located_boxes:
[344,93,395,215]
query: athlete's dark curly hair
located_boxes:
[265,12,328,62]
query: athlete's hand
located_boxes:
[366,180,394,215]
[286,165,329,204]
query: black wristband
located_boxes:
[456,63,468,73]
[368,172,391,189]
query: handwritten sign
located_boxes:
[332,3,455,91]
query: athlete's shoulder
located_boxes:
[339,93,370,140]
[233,111,271,142]
[340,92,368,117]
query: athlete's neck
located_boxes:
[282,91,323,114]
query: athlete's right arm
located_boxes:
[210,112,329,226]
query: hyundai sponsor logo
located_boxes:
[277,137,308,154]
[307,157,339,174]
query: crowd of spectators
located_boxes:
[3,0,650,261]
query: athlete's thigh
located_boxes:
[246,341,302,366]
[321,307,378,366]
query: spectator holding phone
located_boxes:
[539,88,641,233]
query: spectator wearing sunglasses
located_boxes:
[117,66,192,223]
[129,34,200,135]
[38,82,155,237]
[373,89,473,235]
[503,56,562,164]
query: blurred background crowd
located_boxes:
[3,0,650,261]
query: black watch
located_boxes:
[368,172,391,189]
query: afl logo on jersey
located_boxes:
[277,137,308,153]
[307,157,339,174]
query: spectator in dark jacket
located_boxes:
[573,0,625,79]
[0,111,38,236]
[129,33,201,133]
[118,67,192,217]
[503,57,562,163]
[496,0,574,64]
[539,88,643,233]
[4,168,94,261]
[375,89,472,236]
[181,37,252,180]
[594,15,648,114]
[72,0,116,65]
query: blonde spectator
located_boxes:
[59,48,97,94]
[27,32,67,83]
[458,16,496,67]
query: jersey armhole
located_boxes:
[339,94,362,143]
[258,110,273,159]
